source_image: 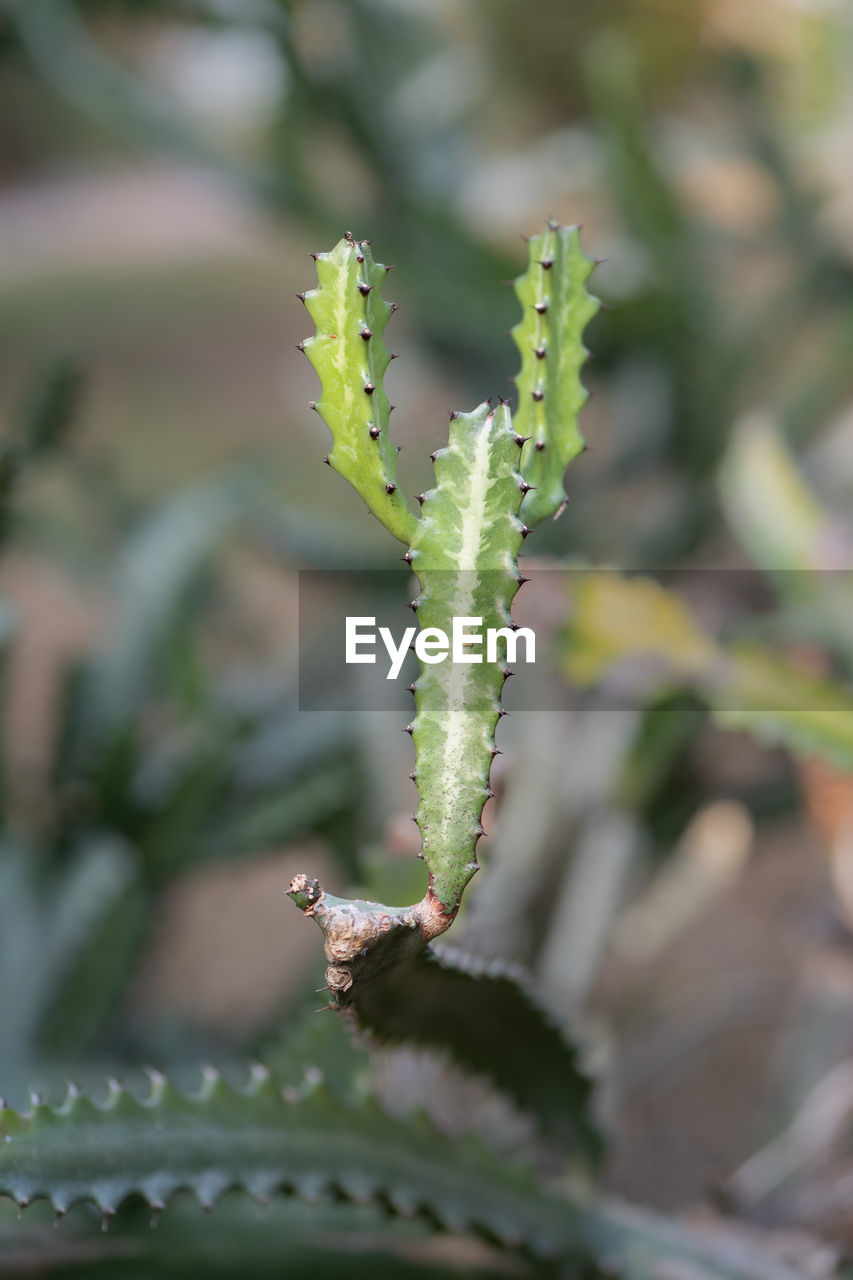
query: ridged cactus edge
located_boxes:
[290,226,598,1001]
[0,1070,576,1255]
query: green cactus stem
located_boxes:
[408,401,526,912]
[298,233,417,546]
[512,221,599,525]
[290,229,594,1001]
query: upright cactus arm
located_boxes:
[299,234,417,546]
[512,221,600,527]
[409,401,527,912]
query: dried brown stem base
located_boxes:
[288,874,456,1005]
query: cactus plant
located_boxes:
[288,224,599,1001]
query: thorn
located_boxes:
[401,550,413,563]
[385,482,397,494]
[408,683,417,694]
[389,405,396,414]
[308,400,319,412]
[514,434,530,448]
[416,493,425,505]
[390,302,400,313]
[519,481,534,494]
[411,815,418,824]
[404,725,414,735]
[497,708,509,719]
[547,217,559,231]
[408,600,418,612]
[539,257,555,270]
[396,443,402,453]
[364,382,375,395]
[322,455,331,466]
[474,823,487,837]
[498,395,511,406]
[500,279,516,287]
[309,251,319,260]
[357,283,373,297]
[503,667,514,679]
[344,230,354,241]
[409,770,417,779]
[369,425,380,439]
[535,440,546,452]
[518,574,530,585]
[295,292,308,304]
[599,301,613,311]
[449,410,459,421]
[491,746,503,756]
[385,264,397,271]
[509,621,520,631]
[389,352,400,361]
[429,450,438,462]
[486,787,495,799]
[553,500,568,520]
[534,302,548,314]
[520,525,530,538]
[357,253,364,263]
[295,341,306,353]
[535,346,546,359]
[532,389,544,402]
[360,328,373,341]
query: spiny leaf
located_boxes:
[346,942,602,1168]
[43,1194,537,1280]
[576,1197,831,1280]
[511,222,599,526]
[0,1071,577,1258]
[564,570,853,773]
[408,402,527,912]
[0,840,137,1067]
[302,235,416,545]
[719,415,831,574]
[73,475,254,743]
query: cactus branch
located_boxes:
[512,221,599,526]
[301,234,416,545]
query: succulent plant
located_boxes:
[288,224,599,1002]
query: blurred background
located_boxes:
[2,0,853,1250]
